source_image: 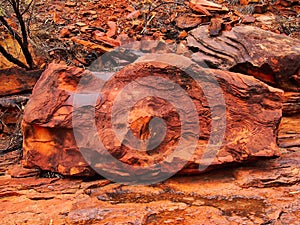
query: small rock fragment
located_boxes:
[175,15,205,29]
[75,22,87,27]
[282,91,300,115]
[241,15,256,24]
[8,164,40,178]
[94,36,121,47]
[71,37,111,52]
[209,18,223,36]
[65,1,77,7]
[126,10,141,20]
[189,0,228,15]
[178,31,188,39]
[106,21,117,38]
[60,27,71,38]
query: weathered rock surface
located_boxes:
[189,0,228,16]
[175,14,207,29]
[278,115,300,148]
[187,25,300,91]
[23,57,282,178]
[22,64,98,176]
[0,68,42,153]
[0,149,299,224]
[233,151,300,188]
[0,67,43,97]
[0,94,29,153]
[283,92,300,116]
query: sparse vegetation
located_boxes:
[0,0,36,70]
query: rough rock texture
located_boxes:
[175,14,208,29]
[283,92,300,116]
[187,25,300,91]
[0,94,30,153]
[278,115,300,149]
[0,148,299,224]
[22,64,100,176]
[0,67,43,97]
[22,58,283,177]
[189,0,228,16]
[0,67,43,153]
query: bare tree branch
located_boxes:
[22,0,34,15]
[0,16,23,47]
[1,0,36,69]
[0,44,30,69]
[26,0,36,36]
[10,0,35,69]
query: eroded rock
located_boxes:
[22,64,101,176]
[188,25,300,91]
[0,67,43,97]
[0,147,299,224]
[234,151,300,187]
[175,14,206,29]
[283,92,300,116]
[22,57,282,178]
[278,115,300,148]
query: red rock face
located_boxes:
[0,67,43,97]
[22,58,283,179]
[283,92,300,116]
[22,64,100,176]
[188,25,300,91]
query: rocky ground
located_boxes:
[0,0,300,224]
[1,0,299,68]
[0,145,299,224]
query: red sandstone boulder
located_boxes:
[0,68,43,152]
[22,57,283,179]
